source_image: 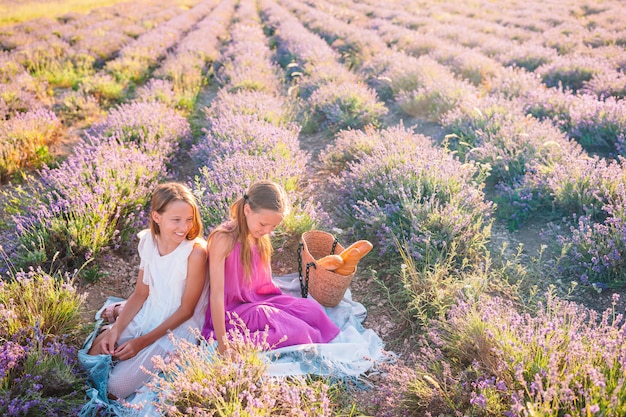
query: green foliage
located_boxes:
[304,81,387,134]
[80,73,126,104]
[0,110,61,182]
[0,265,85,340]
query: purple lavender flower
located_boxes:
[326,125,492,266]
[89,100,190,157]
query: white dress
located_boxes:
[107,229,208,399]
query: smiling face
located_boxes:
[152,200,195,247]
[243,204,284,240]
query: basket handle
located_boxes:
[330,238,339,254]
[297,236,340,298]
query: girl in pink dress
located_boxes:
[202,180,340,353]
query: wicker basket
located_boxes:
[298,230,355,307]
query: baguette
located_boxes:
[316,254,344,271]
[335,240,373,275]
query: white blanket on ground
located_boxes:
[265,273,390,378]
[117,273,391,415]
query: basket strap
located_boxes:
[302,262,316,298]
[297,243,306,297]
[330,238,339,254]
[298,236,339,298]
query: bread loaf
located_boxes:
[316,254,344,271]
[335,240,373,275]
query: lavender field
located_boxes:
[1,0,626,415]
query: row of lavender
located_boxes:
[0,0,211,181]
[187,0,334,257]
[277,0,626,284]
[340,0,626,96]
[270,0,626,414]
[344,0,626,159]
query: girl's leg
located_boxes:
[107,342,169,399]
[87,327,112,355]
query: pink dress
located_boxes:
[202,242,340,348]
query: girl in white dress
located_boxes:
[88,182,208,400]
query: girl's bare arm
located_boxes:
[113,242,208,360]
[208,233,231,354]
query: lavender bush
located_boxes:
[305,81,387,133]
[0,330,86,417]
[568,95,626,155]
[318,125,385,174]
[374,292,626,416]
[482,66,544,100]
[217,24,282,94]
[495,41,558,72]
[13,38,70,76]
[554,179,626,284]
[56,89,103,125]
[0,73,51,116]
[134,78,179,108]
[0,51,25,83]
[367,18,443,57]
[360,53,453,102]
[431,45,503,87]
[191,114,305,170]
[356,52,475,121]
[0,267,87,416]
[520,87,577,130]
[298,61,355,100]
[557,213,626,285]
[442,96,575,185]
[88,100,190,157]
[0,108,61,181]
[582,69,626,99]
[11,138,163,268]
[205,90,294,127]
[79,73,125,105]
[325,125,492,268]
[537,54,610,93]
[146,318,335,416]
[521,89,626,155]
[0,267,85,339]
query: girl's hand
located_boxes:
[101,327,120,355]
[114,337,146,361]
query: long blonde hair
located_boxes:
[209,180,289,280]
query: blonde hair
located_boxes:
[209,180,289,280]
[149,182,203,241]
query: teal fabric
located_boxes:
[78,297,138,417]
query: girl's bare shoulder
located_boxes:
[208,224,238,257]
